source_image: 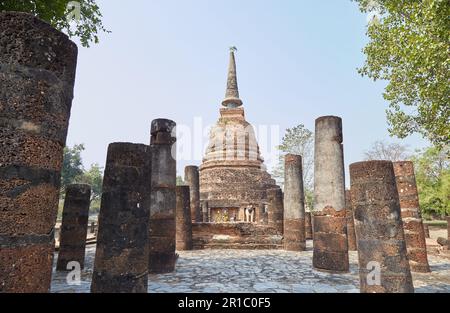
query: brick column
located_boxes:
[148,119,177,273]
[56,184,91,271]
[91,143,151,293]
[0,12,77,292]
[176,186,193,250]
[345,190,357,251]
[283,154,306,251]
[393,161,430,272]
[305,212,313,240]
[201,201,209,222]
[185,166,201,222]
[350,161,414,293]
[267,188,284,234]
[312,116,348,272]
[256,203,265,224]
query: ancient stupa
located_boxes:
[199,48,278,223]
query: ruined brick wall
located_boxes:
[192,223,282,250]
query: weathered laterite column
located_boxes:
[312,116,349,272]
[56,184,91,271]
[350,161,414,293]
[263,204,269,225]
[267,188,284,234]
[201,201,209,222]
[0,12,77,293]
[185,166,201,222]
[345,190,357,251]
[283,154,306,251]
[176,186,193,250]
[393,161,430,273]
[149,119,177,273]
[91,143,151,293]
[256,203,265,224]
[305,212,313,240]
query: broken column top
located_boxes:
[0,12,78,84]
[285,154,302,165]
[106,142,150,167]
[150,119,176,145]
[350,160,396,181]
[151,119,176,134]
[185,165,199,171]
[65,184,91,194]
[315,116,343,141]
[393,161,414,173]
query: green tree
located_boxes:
[77,163,103,203]
[412,146,450,218]
[61,143,85,191]
[176,176,185,186]
[354,0,450,147]
[272,124,314,208]
[0,0,109,47]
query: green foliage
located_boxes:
[272,124,314,191]
[76,163,103,203]
[0,0,109,47]
[176,176,185,186]
[61,143,85,191]
[412,145,450,217]
[60,144,104,217]
[354,0,450,147]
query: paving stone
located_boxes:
[51,241,450,293]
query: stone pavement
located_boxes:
[51,240,450,293]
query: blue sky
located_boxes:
[66,0,428,185]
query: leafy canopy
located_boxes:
[354,0,450,147]
[412,146,450,217]
[61,143,85,189]
[61,144,104,204]
[0,0,109,47]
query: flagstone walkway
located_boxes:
[51,240,450,293]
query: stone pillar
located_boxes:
[90,222,96,234]
[345,190,357,251]
[0,12,77,293]
[305,212,313,240]
[267,188,283,234]
[256,203,264,224]
[56,184,91,271]
[283,154,306,251]
[176,186,193,250]
[312,116,349,272]
[91,143,151,293]
[148,119,177,273]
[201,201,209,222]
[350,161,414,293]
[185,166,201,222]
[393,161,430,273]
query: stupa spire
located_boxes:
[222,46,243,108]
